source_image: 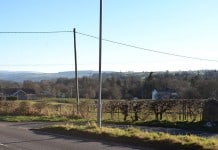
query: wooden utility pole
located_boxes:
[73,28,79,115]
[97,0,103,128]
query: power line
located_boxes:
[0,31,73,34]
[0,64,73,67]
[0,30,218,63]
[76,31,218,63]
[0,30,74,67]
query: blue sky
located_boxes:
[0,0,218,73]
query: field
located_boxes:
[0,98,205,121]
[0,98,215,131]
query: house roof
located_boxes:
[12,90,27,96]
[2,88,36,95]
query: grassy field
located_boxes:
[38,123,218,150]
[1,98,217,133]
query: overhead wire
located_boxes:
[0,30,218,63]
[76,31,218,63]
[0,64,72,67]
[0,31,73,34]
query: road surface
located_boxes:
[0,122,153,150]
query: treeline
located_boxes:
[0,70,218,99]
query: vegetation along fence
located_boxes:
[0,98,213,122]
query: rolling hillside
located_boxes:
[0,71,99,82]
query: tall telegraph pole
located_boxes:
[97,0,103,127]
[73,28,79,115]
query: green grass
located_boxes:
[1,115,218,133]
[0,115,89,123]
[39,124,218,150]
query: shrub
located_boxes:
[6,96,17,101]
[14,101,32,115]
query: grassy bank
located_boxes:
[0,115,89,124]
[38,124,218,150]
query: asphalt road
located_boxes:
[0,122,153,150]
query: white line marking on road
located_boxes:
[0,143,8,147]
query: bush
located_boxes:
[14,101,32,115]
[6,96,17,101]
[33,101,48,115]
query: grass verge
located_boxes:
[1,115,218,133]
[0,115,88,124]
[38,124,218,150]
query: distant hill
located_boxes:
[0,71,100,82]
[0,70,217,82]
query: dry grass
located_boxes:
[40,124,218,150]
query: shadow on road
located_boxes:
[30,129,151,150]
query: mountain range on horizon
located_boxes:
[0,70,101,82]
[0,69,217,82]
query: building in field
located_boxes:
[0,88,36,100]
[152,89,178,100]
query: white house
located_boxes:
[152,89,159,100]
[152,89,178,100]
